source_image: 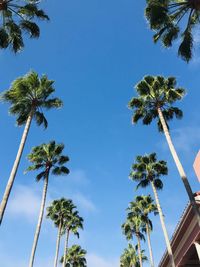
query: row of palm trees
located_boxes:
[121,154,174,267]
[0,71,88,266]
[47,198,87,267]
[0,1,88,266]
[120,74,200,266]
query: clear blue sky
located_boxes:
[0,0,200,266]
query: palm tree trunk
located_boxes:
[157,107,200,226]
[54,221,62,267]
[63,229,70,267]
[136,234,143,267]
[29,173,49,267]
[0,112,33,225]
[146,223,154,267]
[151,181,175,267]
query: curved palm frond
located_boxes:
[145,0,200,61]
[0,0,49,52]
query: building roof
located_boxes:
[158,193,200,267]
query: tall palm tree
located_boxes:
[0,0,49,52]
[47,198,75,267]
[120,243,147,267]
[130,153,175,267]
[128,195,157,267]
[60,245,87,267]
[25,141,70,267]
[145,0,200,61]
[122,216,145,267]
[128,75,200,226]
[62,209,84,267]
[0,71,62,225]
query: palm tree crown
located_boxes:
[0,0,49,52]
[128,195,158,232]
[60,245,87,267]
[1,71,62,127]
[26,141,70,180]
[64,209,84,238]
[62,205,84,267]
[47,198,75,229]
[47,198,76,267]
[122,216,145,242]
[128,75,185,131]
[129,153,167,190]
[145,0,200,61]
[120,244,147,267]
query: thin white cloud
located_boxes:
[7,184,54,222]
[0,259,27,267]
[0,252,52,267]
[159,126,200,154]
[73,193,97,213]
[87,253,119,267]
[171,126,200,153]
[191,27,200,65]
[7,185,41,221]
[69,169,89,185]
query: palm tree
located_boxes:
[47,198,75,267]
[130,153,176,267]
[25,141,70,267]
[145,0,200,61]
[60,245,87,267]
[62,209,84,267]
[122,216,145,267]
[0,71,62,225]
[128,195,157,267]
[120,244,147,267]
[128,75,200,226]
[0,0,49,52]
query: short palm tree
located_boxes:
[128,75,200,226]
[122,216,145,267]
[145,0,200,61]
[62,208,84,267]
[120,244,147,267]
[60,245,87,267]
[26,141,70,267]
[128,195,157,267]
[0,0,49,52]
[0,71,62,225]
[47,198,75,267]
[130,153,175,267]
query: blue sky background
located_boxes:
[0,0,200,266]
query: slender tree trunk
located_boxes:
[54,221,62,267]
[151,181,175,267]
[0,112,33,225]
[157,107,200,226]
[136,234,143,267]
[29,173,49,267]
[63,229,70,267]
[146,223,154,267]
